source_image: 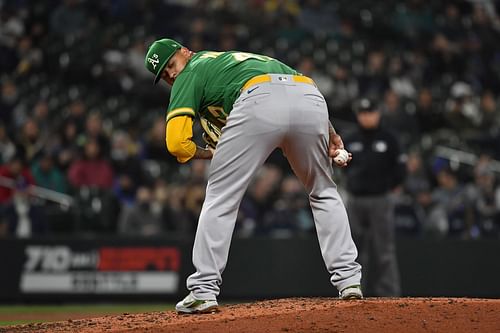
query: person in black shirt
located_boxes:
[343,98,406,297]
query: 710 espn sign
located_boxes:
[20,245,181,294]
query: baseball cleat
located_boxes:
[339,285,363,300]
[175,292,219,314]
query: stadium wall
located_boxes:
[0,237,498,302]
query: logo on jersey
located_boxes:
[147,53,160,69]
[373,141,388,152]
[247,86,259,94]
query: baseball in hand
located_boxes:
[333,149,349,165]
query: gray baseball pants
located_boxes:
[187,74,362,300]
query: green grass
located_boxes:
[0,303,175,327]
[1,320,35,326]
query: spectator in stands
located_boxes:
[274,11,308,44]
[0,7,23,75]
[167,183,190,232]
[414,87,444,135]
[0,153,35,204]
[444,81,481,133]
[391,0,435,43]
[358,50,389,98]
[181,181,207,234]
[142,116,177,166]
[178,159,209,185]
[298,0,339,36]
[118,186,161,236]
[405,48,429,85]
[54,119,80,172]
[334,18,356,43]
[113,173,136,208]
[126,40,151,81]
[67,139,114,190]
[427,165,477,239]
[50,0,86,39]
[329,64,359,121]
[29,147,73,233]
[31,100,50,139]
[31,150,67,194]
[399,151,432,235]
[477,90,499,132]
[152,179,177,233]
[466,91,500,156]
[0,6,24,45]
[119,179,178,236]
[404,151,432,201]
[264,0,301,20]
[15,36,43,76]
[428,33,465,80]
[28,21,47,48]
[239,165,283,236]
[17,118,46,163]
[0,183,46,238]
[187,34,207,53]
[0,79,23,131]
[79,112,110,156]
[387,55,416,99]
[111,130,145,207]
[436,3,464,42]
[0,153,45,237]
[469,4,500,73]
[64,99,86,135]
[263,175,314,236]
[380,89,419,149]
[0,122,16,164]
[68,135,120,233]
[467,157,500,237]
[218,30,238,51]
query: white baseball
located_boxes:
[333,149,349,165]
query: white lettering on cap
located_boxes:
[147,53,160,69]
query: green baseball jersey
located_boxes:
[166,51,298,128]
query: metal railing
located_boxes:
[0,176,74,208]
[434,145,500,173]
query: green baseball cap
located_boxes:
[144,38,183,84]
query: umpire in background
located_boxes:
[343,98,406,297]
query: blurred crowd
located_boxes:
[1,0,500,239]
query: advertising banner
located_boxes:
[0,237,187,301]
[20,245,180,294]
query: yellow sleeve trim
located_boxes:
[166,115,196,163]
[166,107,196,122]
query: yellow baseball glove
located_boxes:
[200,117,222,149]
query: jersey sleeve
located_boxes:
[166,115,196,163]
[166,72,203,122]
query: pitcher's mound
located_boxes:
[3,297,500,333]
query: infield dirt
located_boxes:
[2,297,499,333]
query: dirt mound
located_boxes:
[3,297,499,333]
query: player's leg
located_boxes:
[281,84,362,293]
[185,83,285,301]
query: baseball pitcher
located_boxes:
[144,38,363,313]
